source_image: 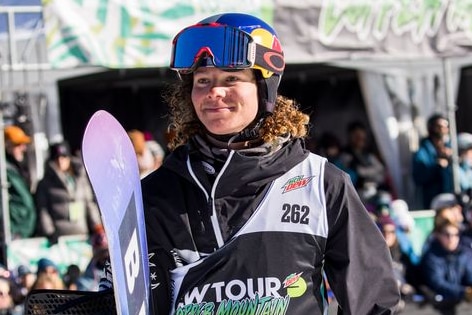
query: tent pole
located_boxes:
[0,107,11,268]
[442,58,461,195]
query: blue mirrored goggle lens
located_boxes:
[170,26,254,71]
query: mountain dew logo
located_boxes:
[283,272,307,298]
[281,175,314,193]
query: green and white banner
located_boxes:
[7,235,92,275]
[41,0,472,69]
[41,0,274,68]
[277,0,472,63]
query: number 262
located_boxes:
[281,203,309,224]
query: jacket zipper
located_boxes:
[186,151,235,248]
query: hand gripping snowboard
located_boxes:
[82,110,150,315]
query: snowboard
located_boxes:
[82,110,150,315]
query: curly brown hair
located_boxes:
[163,74,309,151]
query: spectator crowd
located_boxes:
[313,114,472,314]
[1,125,164,314]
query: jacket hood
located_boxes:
[160,137,309,197]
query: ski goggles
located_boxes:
[170,24,257,73]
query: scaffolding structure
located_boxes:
[0,5,48,267]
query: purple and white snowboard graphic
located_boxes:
[82,110,150,315]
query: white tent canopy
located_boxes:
[329,56,472,206]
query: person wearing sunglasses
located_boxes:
[420,219,472,314]
[100,12,399,314]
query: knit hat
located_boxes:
[4,125,31,145]
[17,265,32,277]
[49,141,71,160]
[377,215,396,229]
[430,193,459,210]
[391,199,415,231]
[36,258,58,274]
[458,132,472,153]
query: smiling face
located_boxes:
[191,67,259,135]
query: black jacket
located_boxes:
[140,137,399,314]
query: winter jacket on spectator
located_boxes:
[35,157,101,240]
[412,138,454,209]
[5,154,36,239]
[421,238,472,302]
